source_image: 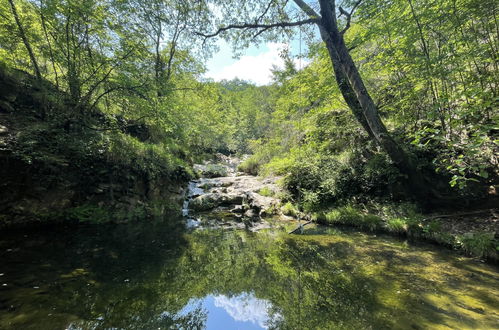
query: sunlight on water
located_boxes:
[0,221,498,329]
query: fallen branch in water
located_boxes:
[289,221,313,234]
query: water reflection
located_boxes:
[0,222,498,329]
[180,293,279,329]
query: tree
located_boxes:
[7,0,41,80]
[199,0,433,199]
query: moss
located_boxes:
[64,205,111,224]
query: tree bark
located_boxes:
[8,0,42,80]
[314,0,430,199]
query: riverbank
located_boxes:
[298,204,499,263]
[186,156,499,263]
[0,66,192,228]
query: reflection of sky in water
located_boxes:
[181,292,278,329]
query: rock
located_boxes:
[244,209,258,219]
[189,192,244,212]
[189,194,220,211]
[230,205,245,214]
[0,125,8,135]
[220,194,244,205]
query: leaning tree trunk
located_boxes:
[316,0,430,200]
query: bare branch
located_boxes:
[196,18,319,39]
[255,1,275,23]
[292,0,321,19]
[339,0,362,35]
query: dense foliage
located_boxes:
[237,0,498,209]
[0,0,497,217]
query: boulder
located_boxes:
[190,193,244,212]
[189,193,220,211]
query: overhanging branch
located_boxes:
[339,0,362,35]
[292,0,321,19]
[195,18,319,39]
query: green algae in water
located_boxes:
[0,222,498,329]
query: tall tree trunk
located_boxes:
[8,0,42,80]
[315,0,431,199]
[39,0,59,88]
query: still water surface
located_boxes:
[0,220,498,329]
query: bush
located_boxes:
[281,202,299,217]
[457,232,497,258]
[238,157,260,175]
[385,217,407,233]
[276,149,403,211]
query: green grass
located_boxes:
[258,186,274,197]
[281,202,299,217]
[238,157,260,175]
[310,203,498,260]
[385,217,407,233]
[457,232,497,257]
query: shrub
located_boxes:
[238,156,260,175]
[457,232,496,258]
[385,217,407,233]
[281,202,299,217]
[361,214,383,231]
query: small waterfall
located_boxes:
[182,181,205,228]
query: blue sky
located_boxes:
[204,38,307,86]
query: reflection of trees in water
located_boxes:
[2,225,499,329]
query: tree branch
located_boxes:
[255,1,275,23]
[339,0,362,35]
[195,18,319,39]
[292,0,321,19]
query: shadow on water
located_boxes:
[0,218,205,329]
[0,221,498,329]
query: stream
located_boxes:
[0,158,498,329]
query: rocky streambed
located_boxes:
[182,155,283,230]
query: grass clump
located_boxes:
[314,206,382,232]
[385,217,407,233]
[258,186,274,197]
[238,157,260,175]
[281,202,299,217]
[361,214,383,231]
[321,205,363,226]
[457,232,497,258]
[64,205,111,224]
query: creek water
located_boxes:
[0,218,498,329]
